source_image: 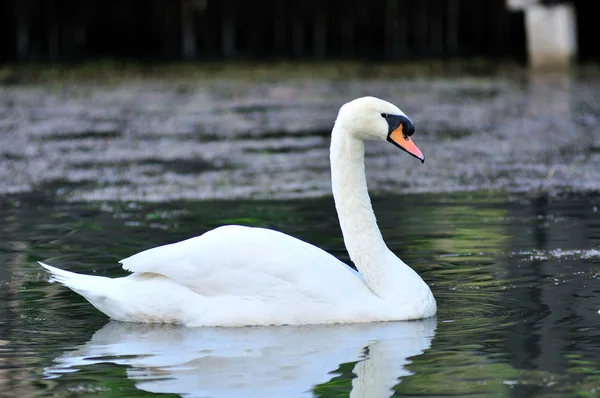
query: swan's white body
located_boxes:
[40,96,436,326]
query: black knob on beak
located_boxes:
[400,116,415,136]
[384,114,416,137]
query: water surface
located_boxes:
[1,73,599,200]
[1,191,599,397]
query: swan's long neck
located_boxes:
[330,125,394,296]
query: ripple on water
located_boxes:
[513,248,600,261]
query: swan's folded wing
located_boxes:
[119,225,369,300]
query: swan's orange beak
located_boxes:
[387,126,425,163]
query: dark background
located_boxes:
[3,0,596,64]
[3,0,597,65]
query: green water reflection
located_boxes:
[1,191,600,397]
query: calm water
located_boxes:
[1,191,600,397]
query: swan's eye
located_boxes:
[381,113,388,118]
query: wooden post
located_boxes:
[199,0,215,58]
[292,13,305,57]
[384,0,408,59]
[313,1,326,59]
[415,0,428,55]
[341,9,355,57]
[161,0,179,59]
[397,0,409,57]
[46,0,60,61]
[248,0,263,56]
[221,0,236,57]
[430,0,443,55]
[492,0,506,54]
[73,0,91,54]
[272,1,286,56]
[181,0,197,59]
[384,0,398,58]
[446,0,460,55]
[14,0,30,61]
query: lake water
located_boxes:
[2,73,600,200]
[1,190,599,397]
[1,69,600,396]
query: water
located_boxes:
[1,69,600,396]
[1,191,600,397]
[1,73,600,200]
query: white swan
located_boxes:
[39,96,436,326]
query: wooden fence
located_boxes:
[2,0,592,64]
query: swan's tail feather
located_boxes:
[38,261,125,320]
[38,262,196,324]
[38,261,110,296]
[39,262,74,285]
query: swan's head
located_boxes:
[336,96,424,163]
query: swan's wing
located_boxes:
[119,225,370,300]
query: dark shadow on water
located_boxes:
[71,158,231,174]
[243,145,323,154]
[439,86,504,102]
[231,129,332,141]
[428,125,476,140]
[35,130,122,141]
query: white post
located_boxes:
[526,4,577,70]
[507,1,578,71]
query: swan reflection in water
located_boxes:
[45,318,436,397]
